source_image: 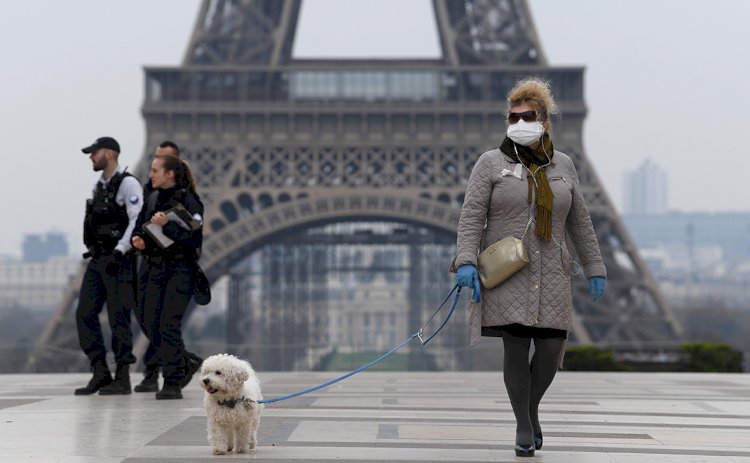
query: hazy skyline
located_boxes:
[1,0,748,257]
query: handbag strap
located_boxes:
[484,157,535,249]
[520,210,534,241]
[523,176,581,275]
[491,152,582,276]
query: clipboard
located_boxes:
[144,204,201,248]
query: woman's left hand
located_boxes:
[588,276,606,302]
[151,211,168,226]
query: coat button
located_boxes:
[533,283,539,289]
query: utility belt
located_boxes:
[83,247,115,259]
[83,247,135,259]
[143,252,194,267]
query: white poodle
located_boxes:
[199,354,263,455]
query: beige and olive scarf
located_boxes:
[499,134,555,241]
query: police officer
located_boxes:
[133,140,203,393]
[74,136,143,395]
[142,141,181,199]
[132,154,204,399]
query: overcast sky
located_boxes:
[1,0,748,258]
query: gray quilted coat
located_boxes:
[455,148,606,340]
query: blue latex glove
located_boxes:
[588,276,606,302]
[456,264,481,303]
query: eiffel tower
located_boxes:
[27,0,682,372]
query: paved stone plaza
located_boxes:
[2,371,750,462]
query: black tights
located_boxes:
[502,333,565,446]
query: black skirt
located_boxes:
[482,323,567,339]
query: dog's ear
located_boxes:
[236,367,250,383]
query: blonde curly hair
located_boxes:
[507,77,559,124]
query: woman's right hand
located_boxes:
[151,211,168,226]
[132,236,146,250]
[456,264,481,303]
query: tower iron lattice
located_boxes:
[27,0,681,373]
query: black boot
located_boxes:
[134,365,160,393]
[74,358,112,395]
[180,356,203,389]
[156,381,183,400]
[99,363,132,395]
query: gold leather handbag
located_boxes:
[476,236,529,289]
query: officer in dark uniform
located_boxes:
[74,136,143,395]
[133,140,203,394]
[141,141,181,200]
[132,154,204,399]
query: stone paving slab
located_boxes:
[1,372,750,462]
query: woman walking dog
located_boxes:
[453,77,606,456]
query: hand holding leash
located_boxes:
[456,264,481,303]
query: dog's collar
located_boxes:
[217,396,255,409]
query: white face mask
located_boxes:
[507,120,545,146]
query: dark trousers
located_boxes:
[134,255,158,369]
[135,255,202,371]
[75,254,136,365]
[140,258,194,383]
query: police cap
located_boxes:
[82,136,120,154]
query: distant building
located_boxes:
[624,212,750,268]
[0,256,80,311]
[623,212,750,312]
[623,159,668,215]
[22,232,68,262]
[328,247,409,354]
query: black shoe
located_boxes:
[514,444,535,457]
[180,357,203,389]
[534,433,543,450]
[186,350,203,364]
[156,383,183,400]
[99,363,131,395]
[134,366,160,393]
[98,380,132,395]
[134,380,159,392]
[74,359,112,395]
[75,374,112,395]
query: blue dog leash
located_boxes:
[255,285,462,405]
